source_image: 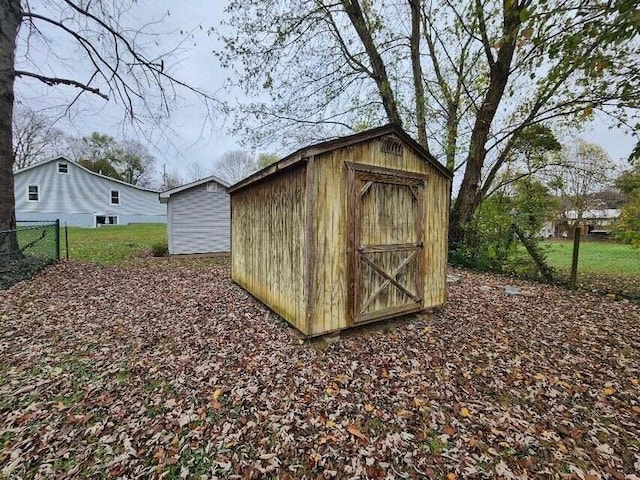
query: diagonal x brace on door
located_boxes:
[359,251,421,313]
[360,181,374,197]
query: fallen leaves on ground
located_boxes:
[1,262,639,479]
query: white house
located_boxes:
[159,175,230,255]
[541,208,621,238]
[14,157,166,227]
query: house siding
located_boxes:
[167,182,230,254]
[14,159,166,227]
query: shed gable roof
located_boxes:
[159,174,230,203]
[227,124,452,194]
[14,156,160,193]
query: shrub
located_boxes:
[150,242,169,257]
[449,192,554,280]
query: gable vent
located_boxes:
[381,136,403,156]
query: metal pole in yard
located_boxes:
[65,223,69,261]
[570,225,581,290]
[55,219,60,260]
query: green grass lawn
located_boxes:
[62,223,167,264]
[543,240,640,275]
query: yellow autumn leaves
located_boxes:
[460,407,472,418]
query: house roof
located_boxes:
[227,124,453,194]
[565,209,621,220]
[14,156,161,193]
[159,174,230,203]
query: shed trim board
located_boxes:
[304,156,316,336]
[230,125,451,337]
[227,123,453,194]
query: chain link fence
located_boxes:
[0,220,60,290]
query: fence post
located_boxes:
[570,225,581,290]
[65,223,69,261]
[55,219,60,260]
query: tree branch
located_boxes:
[409,0,428,149]
[340,0,403,126]
[475,0,495,68]
[14,71,109,99]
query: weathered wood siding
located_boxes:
[167,181,230,254]
[355,177,423,320]
[231,165,308,333]
[308,135,450,335]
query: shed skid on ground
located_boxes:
[229,124,452,336]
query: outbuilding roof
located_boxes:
[227,124,452,194]
[159,174,230,203]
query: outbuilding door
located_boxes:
[347,163,425,324]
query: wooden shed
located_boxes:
[228,124,452,337]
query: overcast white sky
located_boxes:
[14,0,637,184]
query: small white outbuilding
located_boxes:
[159,175,230,255]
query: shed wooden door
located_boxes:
[348,163,425,324]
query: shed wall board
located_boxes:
[167,183,230,254]
[308,135,449,335]
[231,165,308,333]
[15,159,166,227]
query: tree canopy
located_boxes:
[1,0,220,253]
[616,163,640,246]
[216,0,640,245]
[70,133,156,187]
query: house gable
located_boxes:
[14,157,166,226]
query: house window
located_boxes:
[96,215,118,226]
[110,190,120,205]
[57,162,69,174]
[27,185,39,202]
[206,182,218,192]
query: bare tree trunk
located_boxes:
[341,0,403,127]
[409,0,428,150]
[0,0,21,255]
[444,101,459,171]
[449,1,523,246]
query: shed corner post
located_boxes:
[229,192,234,281]
[344,162,358,329]
[304,155,316,336]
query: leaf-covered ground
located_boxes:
[1,261,639,479]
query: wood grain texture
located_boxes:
[352,168,424,323]
[309,134,450,335]
[230,164,308,333]
[232,132,450,337]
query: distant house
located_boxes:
[159,175,230,255]
[542,208,621,238]
[14,157,166,227]
[565,208,621,229]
